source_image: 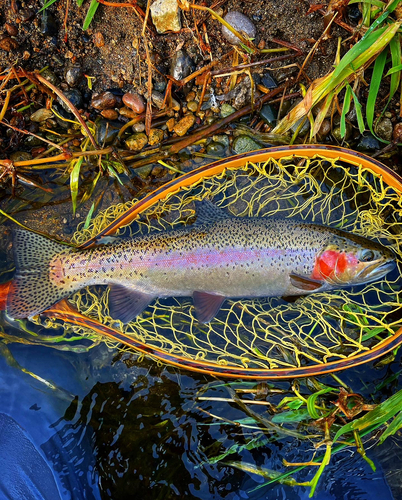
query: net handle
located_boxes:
[79,145,402,249]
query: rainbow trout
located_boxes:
[7,201,396,324]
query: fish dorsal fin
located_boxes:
[289,273,323,291]
[193,291,225,323]
[108,285,155,324]
[194,200,230,225]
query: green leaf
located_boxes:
[334,388,402,442]
[309,444,332,497]
[83,202,95,229]
[379,411,402,444]
[385,63,402,76]
[38,0,59,13]
[307,388,335,420]
[76,0,84,6]
[70,157,84,215]
[350,88,365,135]
[340,85,352,139]
[366,48,387,135]
[83,0,100,30]
[225,461,298,486]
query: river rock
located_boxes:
[122,92,146,113]
[65,65,82,87]
[95,119,121,145]
[132,122,145,133]
[375,118,393,142]
[59,89,83,112]
[206,141,226,155]
[0,36,18,51]
[222,11,256,45]
[10,151,32,162]
[30,108,53,122]
[173,114,195,136]
[148,128,164,145]
[259,104,277,126]
[125,133,148,151]
[170,50,195,81]
[232,135,260,154]
[101,109,118,120]
[357,133,380,151]
[261,72,277,89]
[150,0,181,34]
[221,103,235,118]
[91,91,118,110]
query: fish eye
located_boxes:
[359,249,376,262]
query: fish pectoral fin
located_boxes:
[289,273,324,291]
[193,291,225,323]
[108,285,155,324]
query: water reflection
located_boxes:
[0,337,401,499]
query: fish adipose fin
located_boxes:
[108,284,155,324]
[289,273,323,291]
[194,200,230,225]
[7,229,74,319]
[193,291,225,323]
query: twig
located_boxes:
[0,120,69,151]
[35,73,99,150]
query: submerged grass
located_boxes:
[200,380,402,497]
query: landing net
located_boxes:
[36,152,402,372]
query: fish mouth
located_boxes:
[356,259,396,283]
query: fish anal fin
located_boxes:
[108,285,154,324]
[289,273,323,291]
[193,291,225,323]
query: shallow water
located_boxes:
[1,325,402,500]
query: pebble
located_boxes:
[332,123,352,141]
[261,73,277,89]
[148,128,164,145]
[135,165,153,179]
[213,134,230,147]
[24,135,43,147]
[375,118,393,142]
[290,117,310,136]
[41,68,59,86]
[166,117,175,131]
[125,133,148,151]
[150,0,181,33]
[232,135,260,154]
[170,50,195,81]
[95,119,121,145]
[152,91,165,109]
[357,133,380,151]
[93,32,105,48]
[259,104,277,126]
[206,141,226,156]
[5,23,18,36]
[393,123,402,143]
[52,103,73,129]
[122,92,146,114]
[119,107,138,119]
[65,65,82,87]
[0,36,18,51]
[222,11,256,46]
[91,91,118,110]
[132,122,145,133]
[30,108,53,122]
[186,100,197,113]
[10,151,32,162]
[173,114,196,136]
[221,103,235,118]
[60,89,83,112]
[317,119,331,139]
[101,109,118,120]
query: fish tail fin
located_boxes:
[7,229,75,320]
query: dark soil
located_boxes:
[0,0,345,93]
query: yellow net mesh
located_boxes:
[42,154,402,370]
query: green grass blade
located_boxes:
[309,444,332,498]
[378,411,402,444]
[340,85,352,138]
[84,202,95,229]
[386,63,402,76]
[76,0,84,6]
[349,0,385,8]
[307,388,334,419]
[38,0,59,13]
[366,48,387,135]
[83,0,100,30]
[360,0,401,41]
[70,157,84,215]
[350,88,365,134]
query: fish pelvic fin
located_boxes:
[193,291,225,323]
[108,284,155,324]
[7,229,75,320]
